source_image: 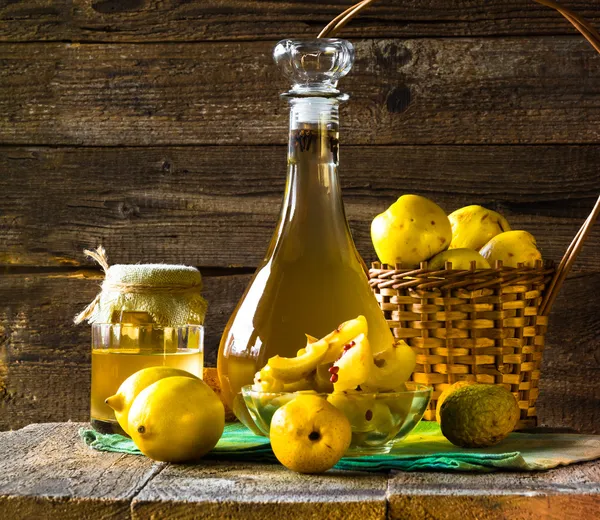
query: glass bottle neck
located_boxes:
[288,97,340,159]
[269,97,355,259]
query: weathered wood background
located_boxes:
[1,0,599,432]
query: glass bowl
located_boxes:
[241,383,432,456]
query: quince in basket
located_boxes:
[428,248,490,270]
[448,205,511,250]
[480,230,542,268]
[371,194,452,267]
[370,195,543,269]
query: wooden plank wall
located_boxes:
[1,0,599,432]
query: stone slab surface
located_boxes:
[0,423,599,519]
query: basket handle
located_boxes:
[540,195,600,316]
[319,0,600,50]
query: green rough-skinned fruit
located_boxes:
[439,383,520,448]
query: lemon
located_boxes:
[128,376,225,462]
[105,366,199,435]
[438,383,520,448]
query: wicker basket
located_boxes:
[325,0,600,430]
[369,260,555,430]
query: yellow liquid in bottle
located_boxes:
[218,102,397,424]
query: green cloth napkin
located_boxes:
[80,421,600,472]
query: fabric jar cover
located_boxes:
[74,247,207,327]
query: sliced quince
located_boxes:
[253,365,285,392]
[281,376,315,392]
[321,315,369,364]
[363,340,416,392]
[267,338,329,383]
[327,393,395,434]
[332,333,372,392]
[314,362,334,393]
[296,334,319,357]
[327,392,377,432]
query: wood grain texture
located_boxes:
[0,423,161,519]
[389,464,600,520]
[1,145,598,270]
[132,460,388,519]
[1,38,600,146]
[1,1,600,42]
[0,423,598,520]
[0,270,598,432]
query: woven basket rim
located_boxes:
[369,260,555,292]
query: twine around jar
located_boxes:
[74,246,205,326]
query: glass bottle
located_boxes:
[217,39,395,425]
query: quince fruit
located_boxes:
[448,205,511,250]
[270,394,351,473]
[327,393,394,434]
[314,362,334,393]
[480,230,542,268]
[253,365,285,393]
[428,248,490,270]
[332,335,416,393]
[371,194,452,267]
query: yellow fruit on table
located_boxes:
[480,230,542,268]
[270,394,352,473]
[128,376,225,462]
[448,205,511,250]
[105,366,199,435]
[427,248,490,270]
[438,383,520,448]
[371,194,452,267]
